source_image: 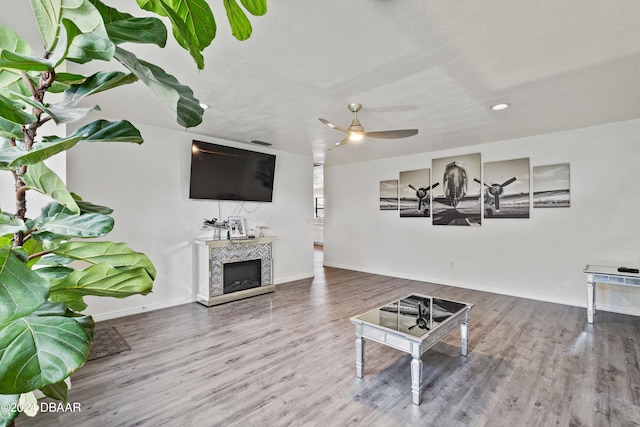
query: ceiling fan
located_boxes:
[319,103,418,150]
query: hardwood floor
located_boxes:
[17,247,640,426]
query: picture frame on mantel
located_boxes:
[228,216,248,239]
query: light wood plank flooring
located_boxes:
[17,248,640,426]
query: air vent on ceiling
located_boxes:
[250,139,272,146]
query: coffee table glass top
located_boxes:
[353,294,469,338]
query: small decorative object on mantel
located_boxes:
[202,218,229,240]
[256,225,269,237]
[228,216,248,239]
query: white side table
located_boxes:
[584,264,640,323]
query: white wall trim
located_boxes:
[323,261,587,309]
[91,297,195,322]
[274,273,315,284]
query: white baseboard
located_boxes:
[595,303,640,317]
[322,261,592,310]
[90,296,193,322]
[274,272,315,284]
[89,272,315,321]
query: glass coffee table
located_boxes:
[350,294,472,405]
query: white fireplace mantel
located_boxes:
[194,237,275,306]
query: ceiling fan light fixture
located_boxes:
[319,103,417,151]
[491,103,510,111]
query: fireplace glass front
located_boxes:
[223,259,262,294]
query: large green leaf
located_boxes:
[90,0,167,47]
[20,162,81,214]
[0,213,26,237]
[61,71,137,109]
[66,32,115,64]
[55,72,87,86]
[37,212,113,238]
[136,0,164,15]
[10,135,83,167]
[11,91,100,125]
[0,26,33,92]
[44,71,88,94]
[40,379,69,403]
[0,139,23,171]
[239,0,267,16]
[29,0,62,49]
[0,393,20,425]
[0,50,51,72]
[167,0,215,57]
[114,47,203,128]
[0,20,77,71]
[70,119,143,143]
[52,241,157,279]
[0,247,49,326]
[50,263,153,301]
[70,193,113,215]
[136,0,215,69]
[33,253,75,268]
[35,201,70,224]
[30,0,114,62]
[107,17,168,47]
[63,0,114,63]
[33,266,73,281]
[162,2,205,69]
[223,0,253,41]
[0,315,90,394]
[0,92,36,125]
[0,69,22,91]
[0,117,22,139]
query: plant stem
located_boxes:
[13,69,55,246]
[28,250,52,261]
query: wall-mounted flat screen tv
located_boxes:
[189,140,276,202]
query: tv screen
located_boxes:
[189,140,276,202]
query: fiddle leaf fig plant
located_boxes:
[0,0,268,425]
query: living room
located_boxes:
[2,1,640,426]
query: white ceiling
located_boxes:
[7,1,640,168]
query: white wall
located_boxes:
[66,122,315,320]
[324,119,640,315]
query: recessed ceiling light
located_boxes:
[491,103,510,111]
[199,103,209,110]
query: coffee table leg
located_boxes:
[355,337,365,378]
[411,356,423,405]
[460,321,468,356]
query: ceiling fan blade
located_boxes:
[362,129,419,139]
[327,136,350,151]
[319,118,349,134]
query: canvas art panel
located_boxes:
[380,180,399,210]
[533,163,570,208]
[482,158,530,218]
[399,168,431,217]
[431,153,482,226]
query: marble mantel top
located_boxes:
[195,236,276,247]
